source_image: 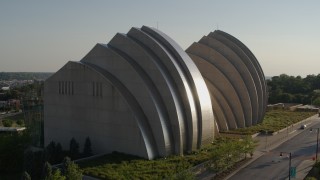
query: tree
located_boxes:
[69,138,80,160]
[21,171,31,180]
[312,97,320,106]
[43,162,53,180]
[0,132,31,175]
[241,136,256,159]
[61,157,82,180]
[51,169,66,180]
[45,141,56,163]
[23,150,34,177]
[83,137,92,157]
[2,119,13,127]
[55,143,63,163]
[43,161,66,180]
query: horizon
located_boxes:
[1,1,320,76]
[1,72,319,79]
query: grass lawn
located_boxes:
[79,109,316,179]
[79,147,212,180]
[222,109,317,135]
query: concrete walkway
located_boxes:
[285,160,314,180]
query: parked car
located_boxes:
[300,124,307,129]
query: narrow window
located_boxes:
[100,83,102,97]
[92,82,95,96]
[96,82,99,97]
[72,81,74,95]
[59,81,61,94]
[68,81,71,95]
[65,81,67,95]
[62,81,64,94]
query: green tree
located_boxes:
[69,138,79,160]
[17,119,24,126]
[0,132,31,174]
[45,141,56,163]
[23,150,34,177]
[51,169,66,180]
[55,143,63,163]
[2,119,13,127]
[43,161,66,180]
[43,162,53,179]
[241,136,256,159]
[61,157,82,180]
[21,171,32,180]
[83,137,92,157]
[312,97,320,106]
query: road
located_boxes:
[229,118,320,180]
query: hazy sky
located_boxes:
[1,1,319,76]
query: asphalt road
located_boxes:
[229,120,320,180]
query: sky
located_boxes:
[0,1,319,77]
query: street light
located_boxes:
[280,151,292,180]
[264,130,268,151]
[310,128,320,162]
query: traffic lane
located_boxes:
[228,152,293,180]
[229,121,320,180]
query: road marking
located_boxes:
[289,130,297,134]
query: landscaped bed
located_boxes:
[221,109,317,135]
[0,113,25,127]
[78,109,316,179]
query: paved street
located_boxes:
[228,115,320,180]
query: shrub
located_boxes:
[69,138,80,160]
[21,171,31,180]
[61,157,82,180]
[17,119,24,126]
[83,137,92,157]
[2,119,13,127]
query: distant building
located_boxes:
[1,87,10,91]
[8,99,20,110]
[0,101,6,108]
[45,26,267,159]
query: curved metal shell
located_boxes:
[186,30,267,131]
[45,26,215,159]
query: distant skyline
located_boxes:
[1,1,319,77]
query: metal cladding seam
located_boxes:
[141,26,215,147]
[209,32,264,124]
[127,27,192,153]
[107,34,174,157]
[77,61,158,159]
[188,53,242,129]
[81,26,215,157]
[199,35,259,125]
[210,30,267,123]
[187,43,249,128]
[81,44,167,158]
[187,30,267,131]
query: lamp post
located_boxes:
[265,130,268,151]
[310,128,320,162]
[280,151,292,180]
[287,119,289,137]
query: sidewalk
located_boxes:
[223,114,319,180]
[285,160,314,180]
